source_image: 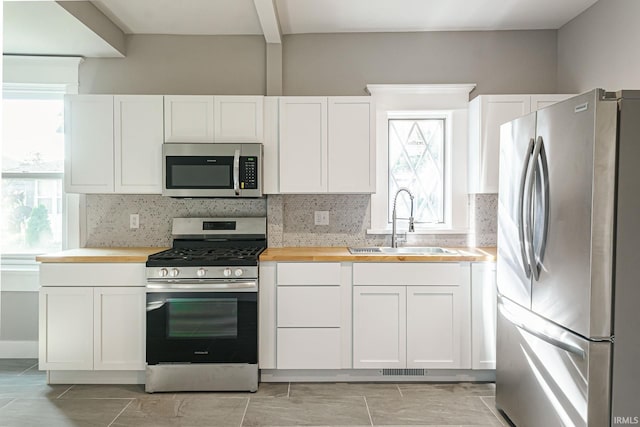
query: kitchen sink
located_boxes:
[348,246,458,255]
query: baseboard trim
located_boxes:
[260,368,496,383]
[47,370,145,384]
[0,340,38,358]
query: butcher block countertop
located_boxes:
[259,247,497,262]
[35,247,169,263]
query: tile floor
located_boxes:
[0,359,509,427]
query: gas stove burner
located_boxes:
[146,247,265,268]
[146,217,267,272]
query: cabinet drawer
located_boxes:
[277,286,340,327]
[353,263,462,286]
[40,263,145,286]
[276,262,341,286]
[277,328,341,369]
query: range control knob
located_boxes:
[169,268,180,278]
[223,268,232,277]
[158,268,168,277]
[234,268,243,277]
[197,268,207,277]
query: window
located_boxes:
[1,89,65,255]
[367,84,474,234]
[388,117,445,224]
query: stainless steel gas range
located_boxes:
[144,217,266,393]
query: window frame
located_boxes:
[2,87,67,258]
[367,84,473,235]
[386,111,450,226]
[1,88,84,264]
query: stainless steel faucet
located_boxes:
[391,188,415,248]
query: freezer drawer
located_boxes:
[496,297,611,427]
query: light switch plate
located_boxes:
[314,211,329,226]
[129,214,139,229]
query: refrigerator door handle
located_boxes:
[534,136,550,273]
[498,297,586,359]
[525,136,545,281]
[518,138,535,279]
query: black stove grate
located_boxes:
[146,246,265,267]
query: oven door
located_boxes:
[146,282,257,365]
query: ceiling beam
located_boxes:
[253,0,282,44]
[56,1,126,56]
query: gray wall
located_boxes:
[558,0,640,93]
[79,31,559,97]
[282,31,558,96]
[0,292,39,342]
[79,35,266,94]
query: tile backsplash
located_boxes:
[84,193,497,248]
[84,195,267,247]
[267,193,497,248]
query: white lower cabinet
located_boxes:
[260,262,350,370]
[406,286,466,368]
[39,286,145,371]
[39,263,147,371]
[277,328,342,369]
[471,263,497,369]
[352,263,471,369]
[93,287,146,370]
[260,260,492,375]
[39,287,94,370]
[353,286,406,368]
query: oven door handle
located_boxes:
[146,301,166,312]
[146,281,257,292]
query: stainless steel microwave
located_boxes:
[162,143,263,198]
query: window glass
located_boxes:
[388,118,445,224]
[1,94,64,255]
[168,298,238,339]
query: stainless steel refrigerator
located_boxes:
[496,89,640,426]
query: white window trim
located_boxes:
[2,56,83,265]
[367,84,475,235]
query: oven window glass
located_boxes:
[167,298,238,338]
[171,164,231,187]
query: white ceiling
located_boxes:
[3,1,124,57]
[92,0,599,35]
[3,0,600,58]
[91,0,264,36]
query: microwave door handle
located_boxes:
[233,149,241,195]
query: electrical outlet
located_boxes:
[129,214,139,229]
[314,211,329,226]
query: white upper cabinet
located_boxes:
[468,94,574,193]
[530,94,574,111]
[262,97,280,194]
[164,95,264,143]
[164,95,214,143]
[65,95,163,194]
[328,97,375,193]
[214,96,264,142]
[114,95,164,193]
[278,96,374,194]
[65,95,114,193]
[279,97,328,193]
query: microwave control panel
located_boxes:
[240,157,258,189]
